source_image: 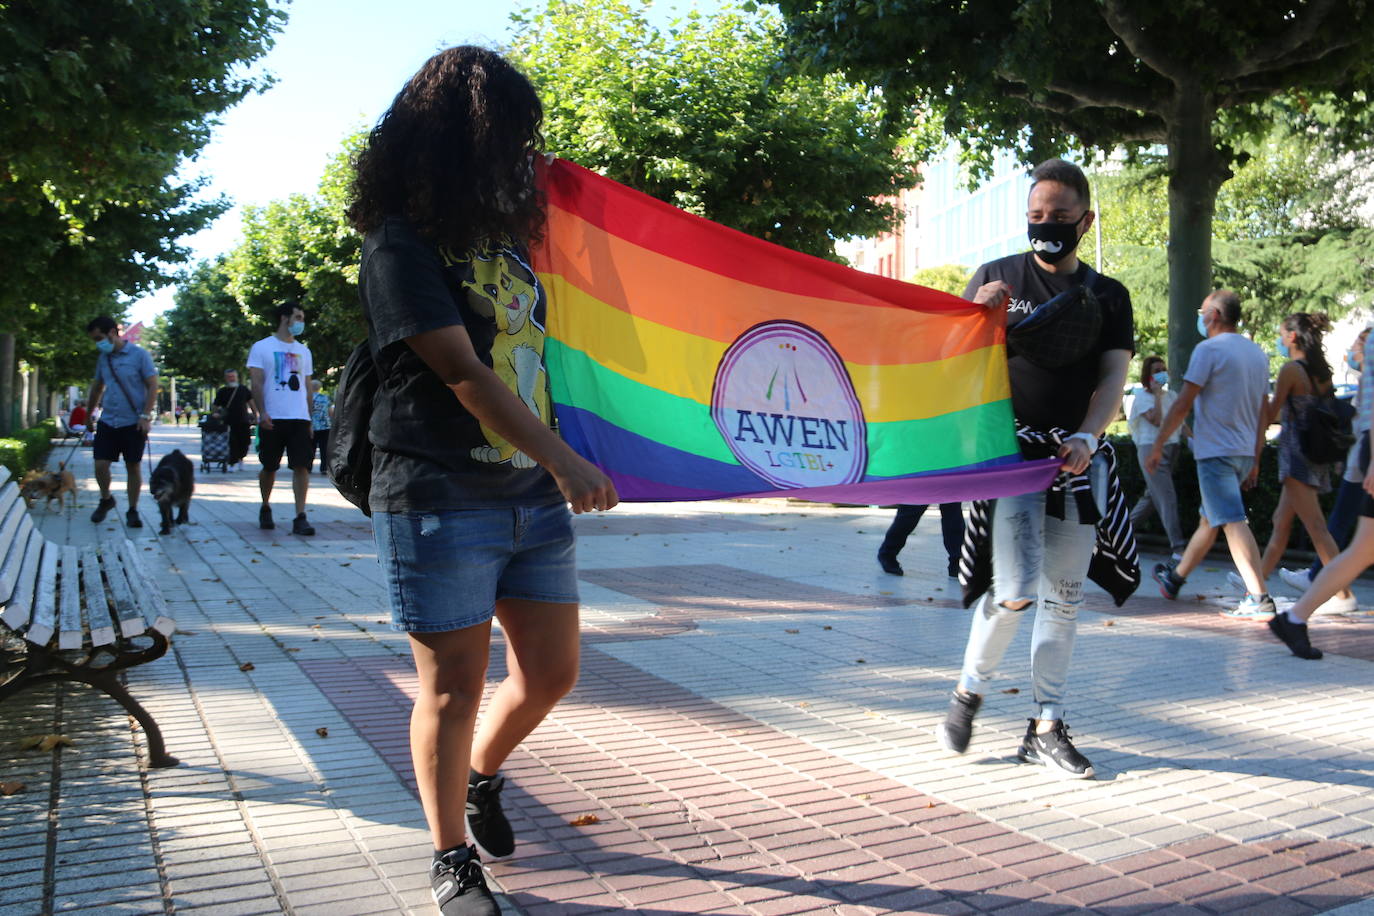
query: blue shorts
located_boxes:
[372,503,578,633]
[1197,455,1253,526]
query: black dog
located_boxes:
[149,449,195,535]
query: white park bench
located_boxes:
[0,467,178,767]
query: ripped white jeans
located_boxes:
[957,454,1106,722]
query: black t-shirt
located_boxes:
[212,385,254,424]
[964,252,1134,432]
[359,217,561,512]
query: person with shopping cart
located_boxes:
[85,316,160,528]
[212,368,258,471]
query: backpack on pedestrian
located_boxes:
[327,340,380,516]
[1296,359,1354,465]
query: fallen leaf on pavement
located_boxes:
[1104,620,1115,627]
[1001,688,1020,694]
[316,728,329,738]
[822,625,832,630]
[0,781,25,796]
[21,735,73,752]
[784,628,799,634]
[797,701,809,708]
[569,814,600,826]
[855,658,866,664]
[857,793,871,801]
[239,662,255,672]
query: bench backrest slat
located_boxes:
[57,545,82,650]
[1,530,42,634]
[124,542,175,635]
[24,541,60,646]
[82,546,115,648]
[104,541,149,637]
[0,511,35,608]
[0,481,20,522]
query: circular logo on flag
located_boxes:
[711,320,867,489]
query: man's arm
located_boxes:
[249,367,271,428]
[1144,381,1201,472]
[87,378,104,413]
[1058,349,1131,473]
[139,373,159,433]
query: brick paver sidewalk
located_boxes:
[3,424,1374,915]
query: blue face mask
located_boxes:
[1196,314,1208,337]
[289,321,305,337]
[1152,371,1169,388]
[1276,335,1290,359]
[95,338,114,354]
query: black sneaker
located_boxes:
[1268,613,1323,660]
[430,846,498,916]
[937,690,982,754]
[125,508,143,529]
[291,513,315,536]
[466,774,515,859]
[1017,719,1095,779]
[258,505,274,530]
[91,496,116,523]
[1152,562,1183,600]
[877,553,903,576]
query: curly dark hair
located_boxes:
[1283,311,1334,385]
[347,46,545,252]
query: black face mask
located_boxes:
[1027,214,1087,264]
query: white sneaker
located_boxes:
[1314,593,1359,616]
[1279,567,1312,595]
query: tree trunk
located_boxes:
[0,334,14,437]
[1166,91,1228,383]
[18,368,30,430]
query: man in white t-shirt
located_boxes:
[248,302,316,536]
[1147,289,1272,617]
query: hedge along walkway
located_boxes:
[1,424,1373,914]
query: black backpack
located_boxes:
[1295,360,1355,466]
[327,340,380,516]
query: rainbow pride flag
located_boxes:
[532,158,1059,504]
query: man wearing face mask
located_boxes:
[247,302,316,535]
[212,368,258,472]
[85,316,160,527]
[938,159,1135,780]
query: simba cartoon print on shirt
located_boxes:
[456,248,551,468]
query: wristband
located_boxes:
[1066,431,1098,454]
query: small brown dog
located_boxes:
[20,467,78,511]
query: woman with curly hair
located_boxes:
[348,46,617,915]
[1229,312,1356,619]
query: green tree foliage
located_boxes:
[509,0,938,259]
[908,264,971,296]
[1079,131,1374,367]
[775,0,1374,375]
[0,0,284,388]
[156,259,262,383]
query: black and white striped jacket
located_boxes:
[957,424,1140,608]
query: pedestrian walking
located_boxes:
[309,379,332,474]
[212,368,257,472]
[1149,290,1275,617]
[347,45,618,916]
[85,317,159,528]
[1269,329,1374,659]
[939,158,1136,780]
[248,302,316,536]
[1251,312,1357,614]
[1280,326,1371,597]
[1127,356,1189,560]
[877,503,964,578]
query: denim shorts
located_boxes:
[1197,455,1253,526]
[372,503,578,633]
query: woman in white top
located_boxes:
[1128,355,1188,558]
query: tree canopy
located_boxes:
[510,0,938,259]
[776,0,1374,377]
[0,0,284,404]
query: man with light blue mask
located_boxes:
[85,316,159,528]
[1148,290,1273,617]
[247,301,316,536]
